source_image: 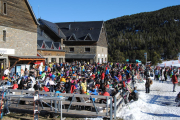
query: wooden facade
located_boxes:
[37,50,65,56]
[0,0,37,33]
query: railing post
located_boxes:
[50,93,52,111]
[58,94,60,112]
[54,93,57,113]
[110,97,112,120]
[114,96,117,119]
[106,97,108,116]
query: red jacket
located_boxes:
[103,92,110,96]
[12,84,18,89]
[44,86,49,92]
[71,85,76,93]
[101,72,105,80]
[172,75,178,84]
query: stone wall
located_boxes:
[97,24,108,47]
[64,46,96,54]
[96,46,108,63]
[0,26,37,56]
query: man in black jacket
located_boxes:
[34,81,40,91]
[65,78,71,93]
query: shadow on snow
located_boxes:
[147,95,176,107]
[141,111,180,117]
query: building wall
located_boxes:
[64,46,96,54]
[0,26,37,56]
[96,46,108,63]
[0,0,37,33]
[37,50,65,63]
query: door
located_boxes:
[0,59,5,79]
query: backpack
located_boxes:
[150,79,153,85]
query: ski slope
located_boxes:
[117,77,180,120]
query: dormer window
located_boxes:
[84,33,93,40]
[90,27,94,30]
[51,44,54,49]
[42,43,45,48]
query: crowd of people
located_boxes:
[1,62,140,103]
[2,61,180,106]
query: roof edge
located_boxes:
[25,0,39,25]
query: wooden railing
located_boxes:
[0,89,126,120]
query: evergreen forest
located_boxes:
[105,5,180,65]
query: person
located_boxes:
[4,67,10,76]
[64,78,71,93]
[164,68,167,81]
[55,87,62,97]
[49,78,55,92]
[102,89,110,96]
[19,77,26,89]
[24,68,29,78]
[172,71,178,92]
[12,81,18,89]
[80,79,87,94]
[175,92,180,107]
[128,87,138,101]
[34,81,40,91]
[145,78,151,93]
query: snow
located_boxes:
[117,77,180,120]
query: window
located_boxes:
[85,48,90,52]
[3,3,7,15]
[102,28,104,32]
[69,48,74,52]
[102,58,103,63]
[3,30,6,42]
[59,58,63,63]
[105,58,107,63]
[45,58,48,63]
[51,58,56,63]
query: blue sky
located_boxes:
[29,0,180,22]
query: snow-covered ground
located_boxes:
[117,77,180,120]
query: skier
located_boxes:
[175,92,180,107]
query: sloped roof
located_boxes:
[45,41,52,49]
[54,42,61,49]
[37,44,41,49]
[56,21,103,41]
[39,19,66,39]
[37,40,44,47]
